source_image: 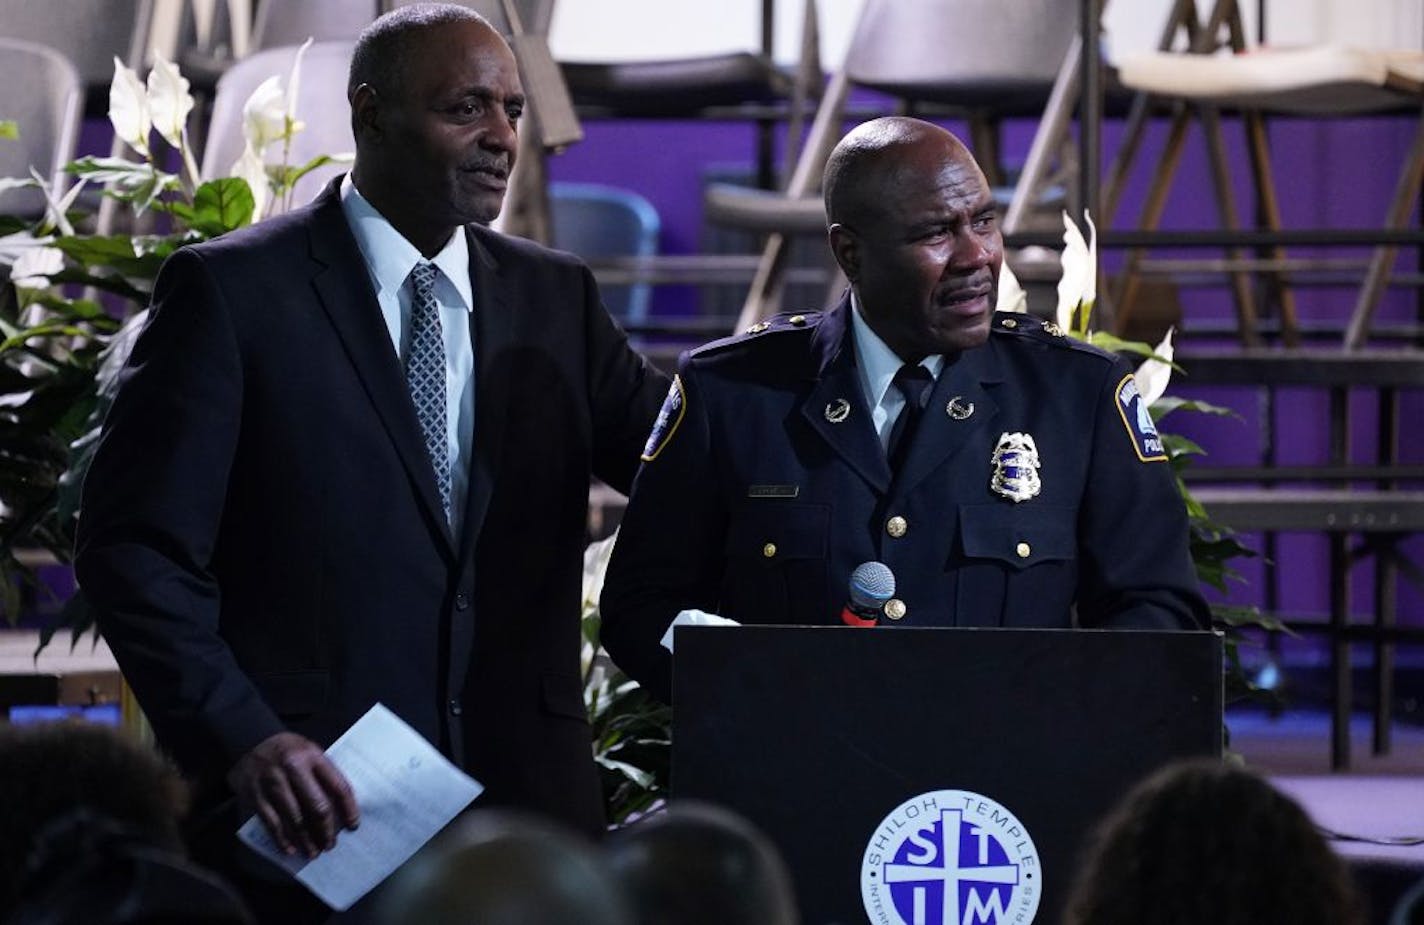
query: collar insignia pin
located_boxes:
[989,431,1042,503]
[824,398,851,424]
[945,396,975,421]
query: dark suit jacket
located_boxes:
[75,180,668,836]
[601,296,1210,702]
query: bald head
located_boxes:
[823,117,1002,360]
[823,117,982,231]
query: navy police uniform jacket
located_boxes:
[600,295,1210,703]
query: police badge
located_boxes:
[989,432,1041,503]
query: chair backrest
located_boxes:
[0,38,84,219]
[844,0,1078,112]
[251,0,378,50]
[549,182,659,325]
[200,41,356,212]
[0,0,153,108]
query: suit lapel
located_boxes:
[894,337,1003,495]
[799,297,891,493]
[305,181,456,556]
[456,225,512,560]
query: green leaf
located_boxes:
[592,755,657,790]
[1160,432,1205,460]
[1086,330,1155,358]
[1212,604,1287,633]
[51,234,136,265]
[67,157,180,215]
[50,235,171,282]
[279,154,345,188]
[21,293,111,322]
[0,215,30,235]
[1151,395,1240,422]
[48,268,151,305]
[0,323,98,354]
[188,177,256,235]
[0,120,18,140]
[66,155,157,185]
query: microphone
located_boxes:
[841,561,895,627]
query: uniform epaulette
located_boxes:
[990,311,1114,360]
[690,310,823,357]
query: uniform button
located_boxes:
[1016,542,1031,559]
[1001,318,1018,329]
[448,699,463,716]
[762,543,777,558]
[454,592,470,610]
[886,516,908,538]
[883,598,907,621]
[788,314,807,326]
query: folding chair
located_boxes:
[1106,0,1424,349]
[702,0,1080,329]
[0,39,83,221]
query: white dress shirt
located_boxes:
[340,175,476,536]
[849,292,944,452]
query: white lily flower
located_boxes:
[0,232,55,267]
[230,142,269,219]
[285,38,313,123]
[995,259,1027,314]
[240,39,313,155]
[581,530,618,616]
[146,52,194,150]
[109,57,151,157]
[1083,211,1097,303]
[1055,212,1092,334]
[1134,326,1176,407]
[10,244,66,290]
[241,75,286,152]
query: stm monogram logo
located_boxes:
[861,790,1040,925]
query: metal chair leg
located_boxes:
[1345,118,1424,350]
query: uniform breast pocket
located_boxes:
[720,502,830,625]
[956,503,1077,626]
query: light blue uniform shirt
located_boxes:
[340,175,476,536]
[849,292,945,452]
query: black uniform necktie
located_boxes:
[886,363,935,473]
[406,262,451,523]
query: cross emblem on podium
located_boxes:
[882,808,1021,925]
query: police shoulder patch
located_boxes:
[1113,373,1168,462]
[641,374,687,462]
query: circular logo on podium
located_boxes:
[860,789,1041,925]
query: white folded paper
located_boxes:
[237,702,483,911]
[660,608,741,653]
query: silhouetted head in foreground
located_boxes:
[606,800,799,925]
[1064,758,1363,925]
[376,810,631,925]
[0,720,251,924]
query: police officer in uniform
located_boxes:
[599,117,1209,704]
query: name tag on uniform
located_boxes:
[747,484,800,499]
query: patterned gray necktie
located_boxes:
[407,262,451,523]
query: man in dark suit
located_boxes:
[600,117,1209,703]
[75,4,666,918]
